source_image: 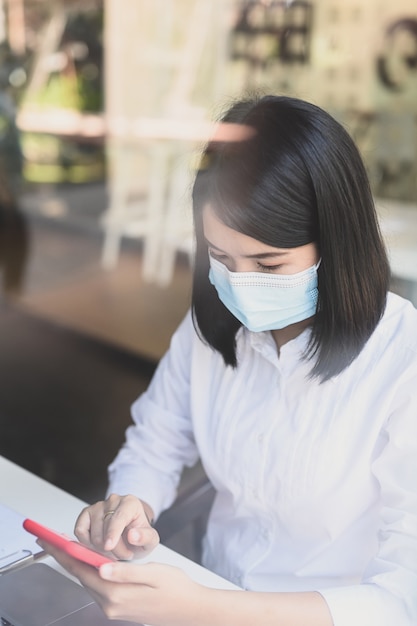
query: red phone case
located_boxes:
[23,518,114,568]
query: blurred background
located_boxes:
[0,0,416,553]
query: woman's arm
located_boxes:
[97,561,333,626]
[191,587,332,626]
[106,312,199,520]
[39,543,333,626]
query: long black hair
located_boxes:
[191,95,390,382]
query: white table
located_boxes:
[0,455,239,593]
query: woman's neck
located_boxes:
[271,316,314,353]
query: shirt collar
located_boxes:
[246,326,312,370]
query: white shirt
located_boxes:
[108,292,417,626]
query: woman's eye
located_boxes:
[257,262,282,272]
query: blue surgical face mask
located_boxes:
[208,255,320,332]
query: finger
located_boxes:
[75,508,93,544]
[75,502,105,546]
[126,526,160,552]
[96,493,127,549]
[102,497,147,552]
[75,495,122,551]
[99,561,165,586]
[106,524,157,561]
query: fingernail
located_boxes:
[104,538,114,551]
[130,530,140,543]
[100,563,114,579]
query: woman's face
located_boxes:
[203,204,319,275]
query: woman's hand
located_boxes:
[38,540,208,626]
[74,493,159,560]
[39,538,333,626]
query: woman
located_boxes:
[41,95,417,626]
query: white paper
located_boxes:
[0,503,42,571]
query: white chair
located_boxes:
[100,0,227,285]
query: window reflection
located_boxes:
[0,0,416,499]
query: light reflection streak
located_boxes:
[16,108,254,143]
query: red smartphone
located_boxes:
[23,518,114,568]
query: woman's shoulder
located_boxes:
[169,309,196,349]
[377,292,417,354]
[170,309,215,355]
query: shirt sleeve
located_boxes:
[106,311,200,518]
[319,364,417,626]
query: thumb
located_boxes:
[99,561,165,586]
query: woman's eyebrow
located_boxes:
[205,238,288,258]
[245,251,287,259]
